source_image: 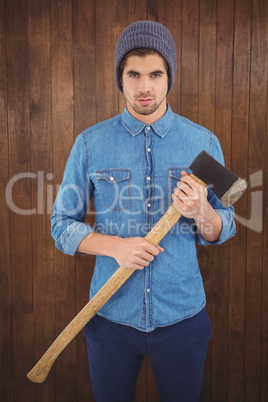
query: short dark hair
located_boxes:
[119,48,169,84]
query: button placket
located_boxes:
[144,126,153,330]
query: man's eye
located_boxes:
[129,74,139,78]
[152,74,161,78]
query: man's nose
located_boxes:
[138,77,151,93]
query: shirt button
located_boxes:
[110,176,114,181]
[147,126,151,130]
[147,147,151,153]
[147,176,151,181]
[147,203,151,208]
[147,288,150,293]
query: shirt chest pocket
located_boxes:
[95,169,132,211]
[168,167,191,207]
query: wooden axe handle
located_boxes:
[27,174,205,383]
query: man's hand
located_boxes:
[113,237,164,270]
[78,232,164,269]
[172,171,222,242]
[172,171,209,220]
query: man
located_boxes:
[51,21,236,402]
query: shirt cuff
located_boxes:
[196,207,236,246]
[55,221,95,256]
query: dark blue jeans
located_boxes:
[84,309,212,402]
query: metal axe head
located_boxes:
[189,150,248,208]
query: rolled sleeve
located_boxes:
[51,133,95,256]
[196,204,236,246]
[55,221,95,256]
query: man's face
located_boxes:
[121,54,169,123]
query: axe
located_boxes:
[27,150,247,383]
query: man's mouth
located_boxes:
[137,98,153,106]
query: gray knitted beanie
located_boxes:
[115,20,177,95]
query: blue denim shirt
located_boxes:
[51,104,236,332]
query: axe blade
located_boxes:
[189,150,248,208]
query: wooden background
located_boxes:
[1,0,267,401]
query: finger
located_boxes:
[141,251,154,262]
[172,193,192,211]
[176,178,195,195]
[143,242,160,256]
[175,184,193,198]
[131,262,145,270]
[135,255,154,268]
[180,174,202,190]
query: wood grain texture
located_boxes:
[50,0,76,400]
[164,0,182,114]
[28,0,55,400]
[1,0,267,400]
[212,1,234,400]
[228,0,251,400]
[245,0,267,400]
[261,6,268,401]
[181,0,199,121]
[6,0,34,401]
[0,0,13,400]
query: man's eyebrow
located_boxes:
[126,70,139,75]
[125,69,166,75]
[151,70,165,75]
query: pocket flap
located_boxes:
[96,169,131,184]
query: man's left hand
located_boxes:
[172,171,208,221]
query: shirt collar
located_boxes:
[121,103,174,138]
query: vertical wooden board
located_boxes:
[164,0,182,115]
[0,0,13,400]
[245,0,266,399]
[147,0,165,23]
[198,0,216,133]
[73,0,96,133]
[27,0,55,400]
[212,0,234,400]
[181,0,199,122]
[214,0,234,161]
[50,0,76,400]
[198,3,216,400]
[5,0,34,400]
[117,3,135,114]
[96,0,122,122]
[262,4,268,397]
[262,38,268,401]
[134,0,147,21]
[229,0,251,400]
[73,0,96,400]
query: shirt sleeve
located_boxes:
[51,134,95,255]
[195,134,236,246]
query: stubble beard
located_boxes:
[127,92,166,116]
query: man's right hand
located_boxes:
[77,232,164,270]
[112,237,164,270]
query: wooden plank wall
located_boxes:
[1,0,267,401]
